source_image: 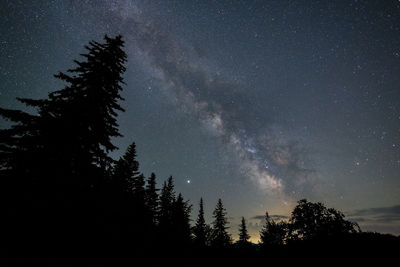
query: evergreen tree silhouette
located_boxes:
[172,193,192,246]
[144,172,159,246]
[237,217,251,246]
[145,172,159,227]
[193,198,208,248]
[132,173,146,203]
[158,176,176,245]
[211,198,232,248]
[0,35,127,263]
[112,142,140,194]
[48,35,127,175]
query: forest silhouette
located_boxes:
[1,35,398,266]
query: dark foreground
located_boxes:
[5,232,399,266]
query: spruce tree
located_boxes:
[47,35,127,174]
[211,198,232,248]
[113,142,140,194]
[238,217,250,245]
[158,176,176,243]
[172,193,192,246]
[0,35,127,260]
[1,35,127,197]
[193,198,208,247]
[145,172,159,227]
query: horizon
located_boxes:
[1,0,399,240]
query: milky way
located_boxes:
[1,0,400,238]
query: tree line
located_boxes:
[1,35,398,266]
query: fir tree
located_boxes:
[47,35,127,174]
[237,217,251,246]
[158,176,176,243]
[172,193,192,246]
[145,172,159,227]
[132,173,146,201]
[211,198,232,248]
[193,198,208,247]
[0,35,127,261]
[113,142,140,193]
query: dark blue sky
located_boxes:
[1,0,400,240]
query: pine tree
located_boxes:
[0,34,127,194]
[47,35,127,174]
[158,176,176,243]
[1,35,127,197]
[172,193,192,246]
[211,198,232,248]
[238,217,250,246]
[193,198,208,247]
[112,142,140,193]
[145,172,159,227]
[0,35,127,260]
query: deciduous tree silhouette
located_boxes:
[259,212,287,249]
[288,199,359,241]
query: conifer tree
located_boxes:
[158,176,176,242]
[47,35,127,174]
[172,193,192,246]
[0,35,127,260]
[145,172,159,226]
[211,198,232,248]
[1,35,127,196]
[238,217,251,246]
[193,198,208,247]
[113,142,140,194]
[132,173,146,200]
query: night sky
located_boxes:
[1,0,400,241]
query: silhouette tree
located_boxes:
[48,35,127,175]
[112,142,140,194]
[237,217,251,246]
[172,193,192,246]
[132,173,146,203]
[1,35,127,204]
[145,172,159,227]
[158,176,176,244]
[193,198,208,248]
[259,212,287,248]
[211,198,232,248]
[3,33,397,266]
[1,35,127,263]
[288,199,359,241]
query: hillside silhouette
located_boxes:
[1,35,398,266]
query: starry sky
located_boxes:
[1,0,400,240]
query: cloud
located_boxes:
[348,205,400,224]
[345,205,400,235]
[251,214,289,221]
